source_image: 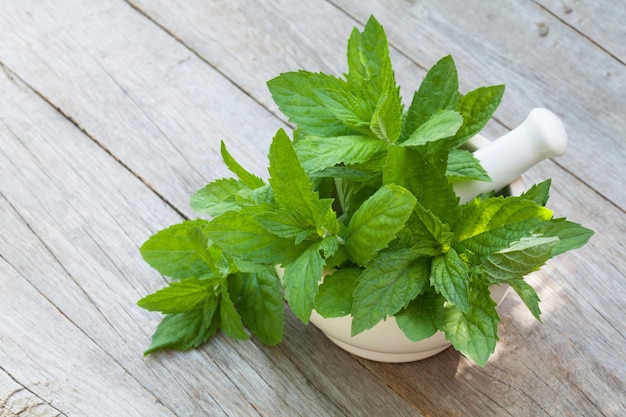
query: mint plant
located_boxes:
[138,16,593,366]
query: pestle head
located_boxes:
[525,108,568,158]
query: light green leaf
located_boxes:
[269,129,339,235]
[403,201,454,256]
[396,291,446,341]
[446,149,491,182]
[295,135,388,173]
[220,141,265,188]
[442,283,500,366]
[370,65,403,142]
[454,196,553,256]
[345,184,417,266]
[401,55,460,142]
[254,209,316,244]
[452,85,505,147]
[140,220,212,279]
[314,87,372,130]
[267,71,354,137]
[190,178,248,217]
[533,218,594,257]
[137,277,215,314]
[282,242,325,323]
[509,279,542,321]
[430,248,470,312]
[314,268,361,318]
[483,236,558,283]
[205,210,306,264]
[351,251,430,335]
[238,269,285,345]
[401,110,463,147]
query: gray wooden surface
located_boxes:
[0,1,624,416]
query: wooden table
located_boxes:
[1,1,624,416]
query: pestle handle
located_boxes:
[453,108,568,203]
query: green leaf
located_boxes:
[282,242,325,323]
[238,269,285,345]
[383,144,459,224]
[205,210,306,264]
[454,196,553,256]
[254,209,316,244]
[401,55,460,142]
[483,236,558,283]
[314,87,372,130]
[520,179,551,206]
[442,283,500,366]
[446,149,491,182]
[267,71,354,137]
[137,278,215,314]
[509,279,542,321]
[219,284,249,340]
[534,218,594,257]
[295,135,388,173]
[190,178,248,216]
[269,129,339,235]
[369,61,403,142]
[144,299,218,355]
[140,220,212,279]
[314,268,361,318]
[220,141,265,189]
[351,250,430,335]
[430,248,470,312]
[396,291,446,341]
[400,110,463,147]
[403,201,454,256]
[345,184,417,266]
[452,85,505,147]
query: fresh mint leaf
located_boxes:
[219,283,249,340]
[430,248,470,312]
[238,269,285,345]
[452,85,505,147]
[144,299,219,355]
[269,129,339,235]
[314,268,361,318]
[400,110,463,148]
[442,283,500,366]
[345,184,417,266]
[403,201,454,256]
[534,218,594,257]
[509,279,542,321]
[190,178,248,217]
[282,241,325,323]
[140,220,212,279]
[314,87,373,131]
[351,250,430,335]
[267,71,354,137]
[454,196,553,257]
[520,179,551,206]
[137,277,215,314]
[383,144,459,225]
[446,149,491,182]
[205,209,306,264]
[400,55,460,142]
[254,209,316,244]
[396,290,445,341]
[483,236,558,283]
[370,61,403,142]
[294,135,388,173]
[220,141,265,189]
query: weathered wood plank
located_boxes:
[0,18,421,417]
[327,0,626,210]
[535,0,626,63]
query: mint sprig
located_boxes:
[138,15,593,366]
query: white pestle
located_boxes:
[453,108,568,203]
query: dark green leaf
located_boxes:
[534,218,594,257]
[314,268,361,318]
[219,284,249,340]
[396,291,446,341]
[483,236,558,283]
[452,85,505,147]
[446,149,491,182]
[238,269,285,345]
[430,248,470,312]
[351,251,430,335]
[295,135,388,173]
[520,179,551,206]
[282,242,325,323]
[509,279,542,321]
